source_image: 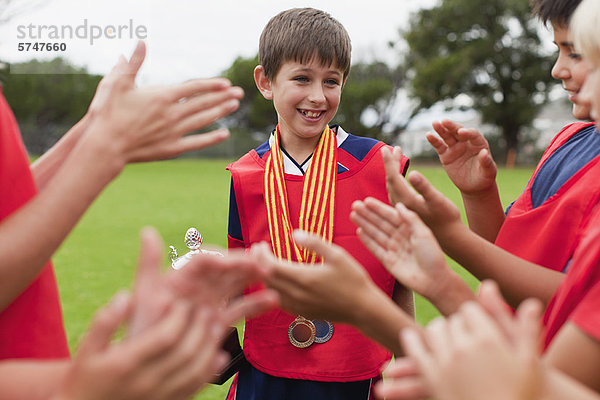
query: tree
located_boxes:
[3,58,102,154]
[336,61,408,140]
[401,0,555,163]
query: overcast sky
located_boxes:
[0,0,438,84]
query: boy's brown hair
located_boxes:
[258,8,351,81]
[530,0,583,27]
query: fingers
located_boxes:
[425,131,448,157]
[432,119,462,146]
[351,198,400,245]
[149,129,230,159]
[477,148,498,179]
[134,227,164,289]
[515,297,543,355]
[176,85,244,120]
[124,301,192,364]
[374,375,429,400]
[456,301,503,343]
[292,230,361,272]
[400,326,435,380]
[477,280,516,340]
[170,97,241,139]
[76,291,132,358]
[151,307,223,399]
[405,171,446,210]
[126,40,146,77]
[170,78,235,102]
[382,147,424,209]
[222,289,279,326]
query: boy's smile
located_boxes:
[255,59,344,158]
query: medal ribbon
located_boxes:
[264,125,337,263]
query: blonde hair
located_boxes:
[571,0,600,63]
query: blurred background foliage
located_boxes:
[3,0,558,164]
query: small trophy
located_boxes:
[168,227,223,270]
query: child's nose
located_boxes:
[307,83,326,104]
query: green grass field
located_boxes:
[53,159,533,399]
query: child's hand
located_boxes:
[351,199,450,297]
[56,294,228,400]
[85,41,244,167]
[382,147,464,240]
[383,289,543,400]
[427,119,497,196]
[128,228,277,338]
[254,232,378,325]
[374,356,429,400]
[351,199,472,314]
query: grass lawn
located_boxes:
[53,159,533,399]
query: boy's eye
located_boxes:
[294,76,309,83]
[569,52,582,60]
[325,79,340,86]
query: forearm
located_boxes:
[460,184,505,242]
[438,223,562,308]
[0,359,69,400]
[30,116,89,190]
[427,269,477,316]
[541,368,600,400]
[0,126,124,310]
[352,285,420,355]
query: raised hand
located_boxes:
[351,199,474,315]
[428,119,497,195]
[85,41,244,165]
[128,228,277,338]
[55,292,229,400]
[253,231,376,324]
[254,230,416,354]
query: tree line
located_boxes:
[2,0,555,163]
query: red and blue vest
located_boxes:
[495,122,600,273]
[227,136,409,381]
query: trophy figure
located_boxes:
[168,227,223,270]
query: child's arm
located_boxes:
[426,119,506,242]
[544,323,600,393]
[374,153,563,308]
[256,232,420,355]
[0,42,243,312]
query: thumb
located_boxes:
[134,227,164,291]
[406,171,446,206]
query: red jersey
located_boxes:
[495,122,600,272]
[542,202,600,349]
[0,91,69,359]
[228,130,409,381]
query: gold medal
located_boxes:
[288,316,316,348]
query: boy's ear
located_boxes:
[254,65,273,100]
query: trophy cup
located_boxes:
[168,227,223,270]
[168,227,244,384]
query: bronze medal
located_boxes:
[288,317,316,348]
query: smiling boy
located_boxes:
[226,7,411,400]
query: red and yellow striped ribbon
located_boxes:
[264,125,337,263]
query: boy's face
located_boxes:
[551,24,592,120]
[258,59,343,143]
